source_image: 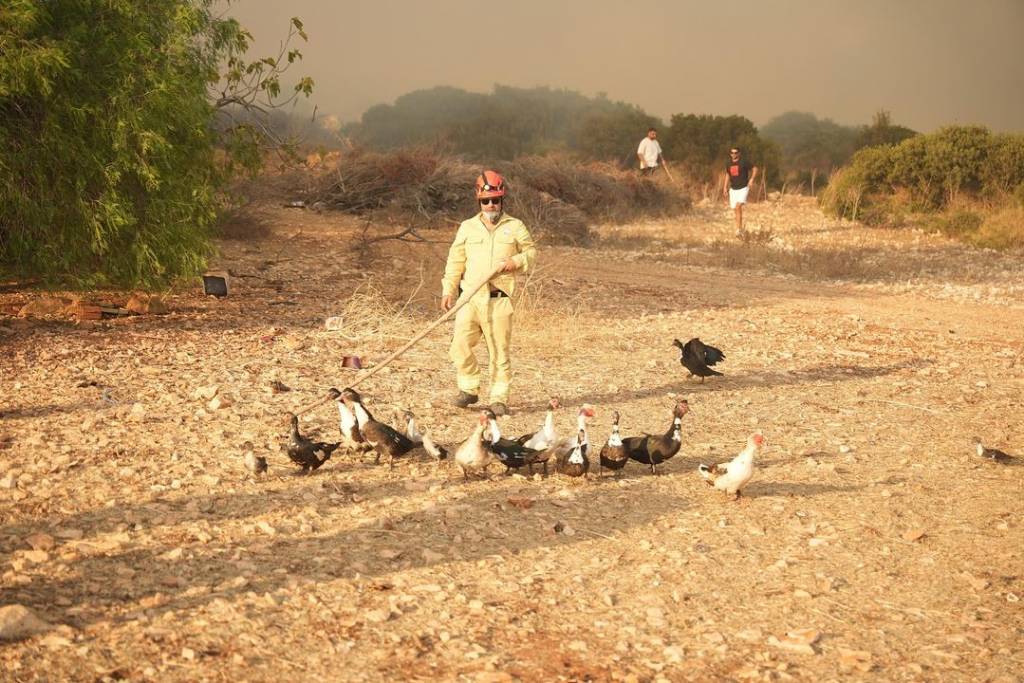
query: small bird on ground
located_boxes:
[331,387,371,454]
[531,405,595,476]
[699,432,765,500]
[244,451,268,475]
[401,410,423,444]
[285,413,340,474]
[973,437,1015,463]
[674,338,725,382]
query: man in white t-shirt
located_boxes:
[636,127,663,176]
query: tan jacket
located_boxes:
[441,213,537,300]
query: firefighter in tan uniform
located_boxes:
[441,170,536,416]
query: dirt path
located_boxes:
[1,199,1022,682]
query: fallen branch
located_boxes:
[857,398,945,414]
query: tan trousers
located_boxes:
[449,296,513,403]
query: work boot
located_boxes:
[489,402,509,417]
[452,391,479,408]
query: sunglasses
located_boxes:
[480,198,502,206]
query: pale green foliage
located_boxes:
[821,126,1024,222]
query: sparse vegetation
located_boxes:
[820,125,1024,249]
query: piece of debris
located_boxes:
[269,380,291,394]
[507,497,535,510]
[208,396,232,411]
[67,301,103,321]
[325,316,344,331]
[342,356,362,370]
[202,271,230,297]
[768,628,821,655]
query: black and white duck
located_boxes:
[285,413,340,474]
[342,388,415,468]
[598,410,628,477]
[483,408,540,474]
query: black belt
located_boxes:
[489,290,508,298]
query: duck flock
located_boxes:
[267,336,1014,499]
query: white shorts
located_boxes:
[729,186,749,208]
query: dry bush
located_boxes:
[511,271,586,338]
[508,156,689,223]
[971,208,1024,250]
[737,226,775,245]
[928,210,984,238]
[506,186,592,246]
[328,278,420,342]
[297,149,689,247]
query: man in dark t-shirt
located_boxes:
[721,147,758,232]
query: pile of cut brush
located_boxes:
[302,148,689,246]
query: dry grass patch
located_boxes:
[971,207,1024,250]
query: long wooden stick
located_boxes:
[295,264,506,416]
[661,159,677,182]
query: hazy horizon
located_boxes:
[225,0,1024,133]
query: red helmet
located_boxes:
[475,170,506,199]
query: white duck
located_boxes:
[516,397,561,450]
[699,433,764,499]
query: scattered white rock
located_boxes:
[193,385,219,401]
[0,605,51,641]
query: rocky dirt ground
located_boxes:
[1,195,1022,682]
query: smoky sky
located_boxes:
[225,0,1024,133]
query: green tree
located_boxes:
[821,125,1024,218]
[0,0,312,287]
[856,110,916,149]
[345,84,659,163]
[664,114,780,185]
[761,111,859,177]
[573,107,662,165]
